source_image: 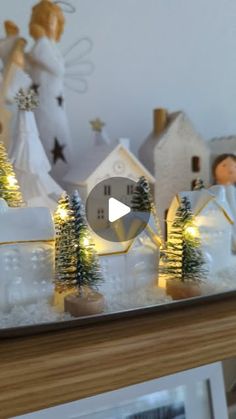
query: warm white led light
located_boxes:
[57,208,68,221]
[7,175,17,187]
[184,225,199,239]
[82,237,90,247]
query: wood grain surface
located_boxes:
[1,296,236,418]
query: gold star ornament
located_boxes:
[90,118,105,133]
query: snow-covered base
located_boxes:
[1,264,236,330]
[104,286,171,312]
[0,300,73,329]
[202,263,236,294]
[0,286,170,329]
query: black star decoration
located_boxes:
[31,83,40,94]
[57,96,64,107]
[51,138,67,164]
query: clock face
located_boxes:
[113,160,125,174]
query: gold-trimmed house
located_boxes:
[167,185,234,273]
[0,199,55,312]
[93,213,161,299]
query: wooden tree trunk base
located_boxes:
[64,291,105,317]
[166,279,202,300]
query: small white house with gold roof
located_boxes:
[94,213,161,299]
[167,185,234,273]
[0,199,55,312]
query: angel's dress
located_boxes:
[10,108,63,210]
[28,37,72,183]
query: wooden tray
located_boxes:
[2,290,236,418]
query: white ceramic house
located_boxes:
[0,199,55,312]
[93,214,161,300]
[139,109,210,234]
[65,138,155,229]
[167,186,234,274]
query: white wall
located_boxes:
[2,0,236,158]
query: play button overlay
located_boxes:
[86,177,150,242]
[108,198,131,222]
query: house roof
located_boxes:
[168,186,234,225]
[92,213,161,256]
[64,142,155,185]
[210,135,236,145]
[0,199,55,243]
[139,111,206,175]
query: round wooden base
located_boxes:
[64,291,105,317]
[166,280,202,300]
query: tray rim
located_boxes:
[1,288,236,339]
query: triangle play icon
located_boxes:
[108,198,131,223]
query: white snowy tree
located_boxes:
[10,88,63,209]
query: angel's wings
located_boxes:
[63,37,94,94]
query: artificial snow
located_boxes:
[1,264,236,330]
[104,286,171,312]
[205,263,236,293]
[0,300,73,329]
[0,286,170,329]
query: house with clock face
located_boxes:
[64,138,155,228]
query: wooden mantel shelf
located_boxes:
[1,296,236,418]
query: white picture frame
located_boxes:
[15,362,228,419]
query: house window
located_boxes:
[97,209,105,219]
[127,184,134,195]
[104,185,111,196]
[192,156,200,173]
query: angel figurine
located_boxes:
[27,0,72,183]
[0,0,93,184]
[27,0,94,184]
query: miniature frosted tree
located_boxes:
[163,196,206,282]
[131,176,152,211]
[55,191,102,295]
[0,141,24,207]
[193,178,205,191]
[71,191,102,294]
[131,176,163,245]
[55,193,77,293]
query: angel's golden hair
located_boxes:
[30,0,65,42]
